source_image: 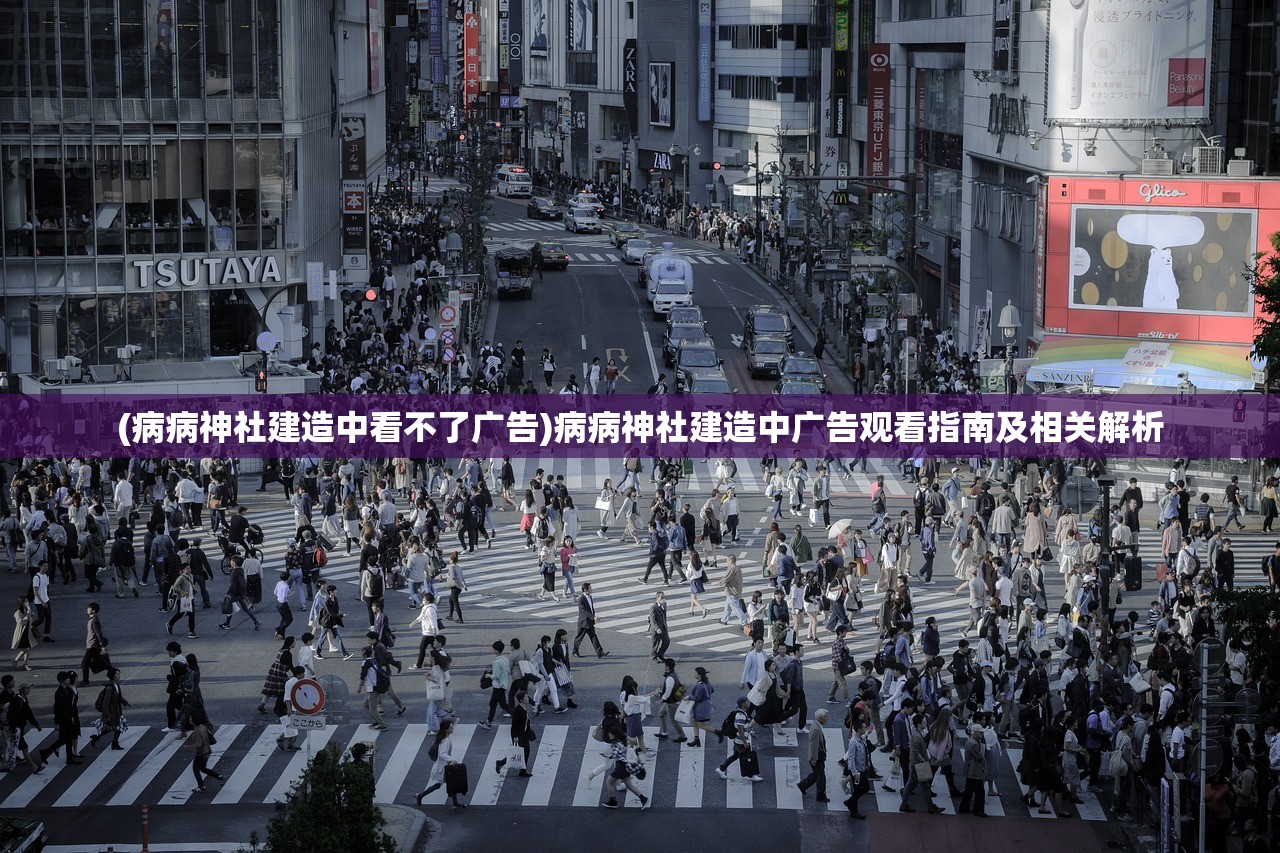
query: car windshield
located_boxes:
[755,339,787,354]
[754,313,787,333]
[657,283,690,296]
[626,240,652,251]
[784,358,820,375]
[541,243,564,252]
[780,381,820,394]
[694,378,732,393]
[680,349,719,368]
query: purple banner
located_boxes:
[0,394,1272,459]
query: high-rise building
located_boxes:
[0,0,386,392]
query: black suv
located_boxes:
[743,305,794,351]
[674,343,722,392]
[662,325,713,367]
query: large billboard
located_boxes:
[529,0,548,58]
[1045,0,1211,125]
[568,0,595,53]
[1044,177,1280,344]
[649,62,673,128]
[865,44,890,177]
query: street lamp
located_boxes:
[997,300,1020,400]
[668,144,701,237]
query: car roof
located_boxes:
[782,355,819,367]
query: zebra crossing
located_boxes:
[0,720,1113,817]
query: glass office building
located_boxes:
[0,0,386,384]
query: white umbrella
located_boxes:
[827,519,855,540]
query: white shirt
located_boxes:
[32,572,50,604]
[995,576,1014,607]
[411,602,439,637]
[113,480,134,507]
[274,579,292,605]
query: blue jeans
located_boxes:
[619,471,639,492]
[605,379,617,395]
[920,550,936,581]
[721,594,747,625]
[562,569,576,598]
[409,580,424,608]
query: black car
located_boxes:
[779,354,827,392]
[526,196,562,220]
[743,305,794,351]
[746,334,790,378]
[674,343,722,391]
[685,369,734,395]
[662,326,713,368]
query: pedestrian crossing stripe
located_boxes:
[0,722,1114,817]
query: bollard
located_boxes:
[141,803,150,853]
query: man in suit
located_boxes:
[39,671,82,765]
[649,591,670,661]
[572,582,608,658]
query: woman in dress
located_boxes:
[11,595,35,671]
[699,502,721,567]
[620,675,650,755]
[242,548,264,609]
[1262,476,1278,533]
[177,653,207,733]
[687,551,710,618]
[256,636,295,715]
[596,479,617,539]
[414,719,466,809]
[559,536,579,601]
[687,666,715,747]
[561,496,579,543]
[518,489,538,549]
[1060,712,1086,806]
[1023,500,1049,562]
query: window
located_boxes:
[209,289,258,357]
[718,25,806,50]
[627,1,634,19]
[119,0,147,98]
[59,0,89,99]
[176,0,203,98]
[90,3,118,99]
[259,0,281,97]
[231,0,255,96]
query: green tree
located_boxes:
[1250,232,1280,369]
[246,743,396,853]
[454,134,495,274]
[1210,586,1280,675]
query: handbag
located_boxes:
[180,595,194,614]
[674,698,695,726]
[594,497,613,512]
[746,685,766,706]
[914,761,934,781]
[503,745,526,772]
[554,663,572,685]
[425,678,447,701]
[518,659,537,677]
[809,507,819,526]
[741,623,752,637]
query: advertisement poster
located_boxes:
[570,0,595,52]
[697,1,712,122]
[529,0,548,58]
[368,0,385,94]
[508,0,523,89]
[866,44,890,177]
[1045,0,1211,124]
[1069,205,1255,315]
[649,62,673,128]
[1044,177,1280,344]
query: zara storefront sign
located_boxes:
[129,254,286,290]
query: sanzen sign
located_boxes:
[130,255,285,289]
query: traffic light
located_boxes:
[364,288,378,302]
[255,369,268,393]
[493,121,502,129]
[458,132,467,142]
[698,162,722,171]
[1233,398,1247,423]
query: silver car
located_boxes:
[623,238,654,264]
[565,209,602,233]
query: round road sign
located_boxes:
[422,327,439,341]
[290,678,326,715]
[837,289,852,306]
[1197,636,1226,670]
[442,346,457,364]
[441,329,457,346]
[439,305,458,324]
[256,331,278,352]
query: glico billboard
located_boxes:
[1043,177,1280,344]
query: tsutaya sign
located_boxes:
[129,254,286,290]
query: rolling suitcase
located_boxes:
[444,762,469,795]
[738,749,760,778]
[1124,553,1143,592]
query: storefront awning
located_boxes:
[1025,335,1257,392]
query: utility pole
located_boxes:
[753,140,762,267]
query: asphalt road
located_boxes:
[484,195,854,396]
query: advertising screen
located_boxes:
[1044,177,1280,344]
[1045,0,1211,125]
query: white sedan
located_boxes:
[568,193,606,215]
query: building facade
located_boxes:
[0,0,386,389]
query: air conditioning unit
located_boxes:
[1227,148,1254,176]
[1191,146,1224,175]
[1141,158,1174,176]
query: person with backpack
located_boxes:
[109,532,138,599]
[87,666,128,750]
[78,522,106,594]
[715,694,762,782]
[357,645,391,731]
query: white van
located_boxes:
[494,165,534,197]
